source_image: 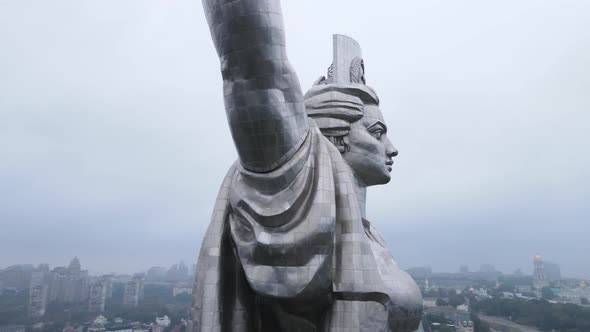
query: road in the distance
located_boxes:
[479,315,541,332]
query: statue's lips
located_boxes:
[386,159,394,172]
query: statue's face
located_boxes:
[343,104,398,186]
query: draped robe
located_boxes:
[191,122,422,332]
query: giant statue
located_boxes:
[192,0,423,331]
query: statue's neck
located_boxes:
[353,175,367,219]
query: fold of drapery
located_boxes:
[191,123,422,332]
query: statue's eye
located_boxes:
[371,130,383,140]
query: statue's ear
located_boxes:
[312,76,326,86]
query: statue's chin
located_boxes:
[362,172,391,187]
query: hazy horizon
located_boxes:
[0,255,572,279]
[1,1,589,278]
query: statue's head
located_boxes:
[305,35,398,186]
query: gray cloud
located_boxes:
[0,0,588,277]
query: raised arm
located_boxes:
[202,0,309,172]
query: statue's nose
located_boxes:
[385,137,398,157]
[388,146,398,158]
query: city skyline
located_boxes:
[1,1,589,277]
[0,254,580,280]
[2,255,588,331]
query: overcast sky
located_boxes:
[0,0,588,277]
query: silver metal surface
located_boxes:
[192,1,423,331]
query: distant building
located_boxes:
[515,285,532,293]
[156,316,170,327]
[406,266,432,279]
[28,272,48,318]
[62,327,83,332]
[533,254,550,289]
[89,276,111,313]
[86,316,108,332]
[68,257,81,274]
[152,315,171,332]
[0,325,26,332]
[104,325,135,332]
[94,315,108,325]
[459,266,469,274]
[471,288,491,299]
[146,267,167,282]
[0,265,34,291]
[123,275,144,308]
[37,264,49,273]
[105,276,113,299]
[178,261,189,276]
[469,264,503,281]
[88,282,107,312]
[166,262,190,282]
[87,326,106,332]
[479,264,495,273]
[559,286,590,304]
[173,285,192,297]
[47,258,90,304]
[501,292,516,299]
[544,261,562,282]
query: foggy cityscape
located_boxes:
[1,0,589,331]
[2,254,589,331]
